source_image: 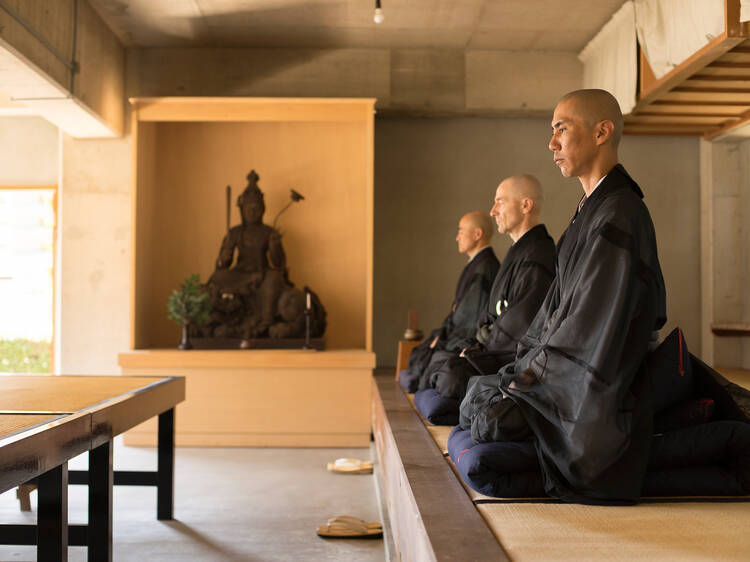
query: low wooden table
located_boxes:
[0,375,185,562]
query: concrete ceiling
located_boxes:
[89,0,627,51]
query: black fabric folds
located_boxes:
[398,247,499,392]
[461,164,668,505]
[419,225,555,401]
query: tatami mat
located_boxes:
[425,425,452,455]
[0,414,63,439]
[0,376,166,413]
[477,501,750,561]
[403,390,433,427]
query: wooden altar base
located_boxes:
[118,348,375,447]
[189,337,325,351]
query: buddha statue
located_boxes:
[200,170,326,344]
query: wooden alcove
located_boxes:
[119,98,377,447]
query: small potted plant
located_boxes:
[167,274,211,350]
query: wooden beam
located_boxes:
[639,50,657,96]
[624,130,705,136]
[688,74,750,82]
[659,90,750,103]
[635,110,743,118]
[704,106,750,139]
[673,86,750,93]
[726,0,744,38]
[710,322,750,336]
[651,99,749,107]
[707,61,750,68]
[626,115,729,125]
[635,33,745,110]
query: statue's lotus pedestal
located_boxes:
[117,349,375,447]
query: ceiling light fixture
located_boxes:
[373,0,384,24]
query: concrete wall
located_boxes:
[700,138,750,369]
[0,0,124,136]
[373,116,702,367]
[127,47,581,116]
[0,116,58,184]
[58,133,130,374]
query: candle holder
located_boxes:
[302,308,312,349]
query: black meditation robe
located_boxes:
[399,246,499,392]
[421,225,555,399]
[461,164,666,505]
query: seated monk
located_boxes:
[399,212,499,392]
[460,89,666,505]
[417,174,555,400]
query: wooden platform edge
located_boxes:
[372,374,509,562]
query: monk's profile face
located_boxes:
[455,216,480,255]
[490,181,522,235]
[549,98,598,178]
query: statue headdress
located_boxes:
[237,170,264,207]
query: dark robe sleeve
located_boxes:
[442,271,494,351]
[484,262,553,356]
[502,205,665,504]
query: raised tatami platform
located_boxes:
[372,372,750,561]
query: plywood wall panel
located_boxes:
[131,103,373,351]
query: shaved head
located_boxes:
[500,174,544,217]
[557,89,623,148]
[491,174,544,242]
[456,211,493,257]
[463,211,494,243]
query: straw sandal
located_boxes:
[327,515,382,529]
[326,458,374,474]
[317,516,383,539]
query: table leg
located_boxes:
[88,440,113,561]
[37,463,68,562]
[157,408,175,520]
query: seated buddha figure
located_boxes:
[208,170,286,337]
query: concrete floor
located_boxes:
[0,437,387,561]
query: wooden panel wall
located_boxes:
[131,101,373,350]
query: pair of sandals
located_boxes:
[318,458,382,539]
[316,515,383,539]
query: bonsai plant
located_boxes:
[167,274,211,350]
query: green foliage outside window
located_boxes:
[0,339,50,373]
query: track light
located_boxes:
[373,0,384,24]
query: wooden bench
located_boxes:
[0,374,185,562]
[372,373,508,561]
[373,370,750,561]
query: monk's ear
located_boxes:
[594,120,614,146]
[521,197,533,215]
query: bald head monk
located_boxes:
[411,175,555,415]
[458,89,666,505]
[456,211,494,259]
[550,88,623,196]
[398,211,500,392]
[491,174,544,243]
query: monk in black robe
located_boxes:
[460,89,666,505]
[399,212,500,392]
[419,175,555,400]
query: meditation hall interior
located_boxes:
[1,0,750,560]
